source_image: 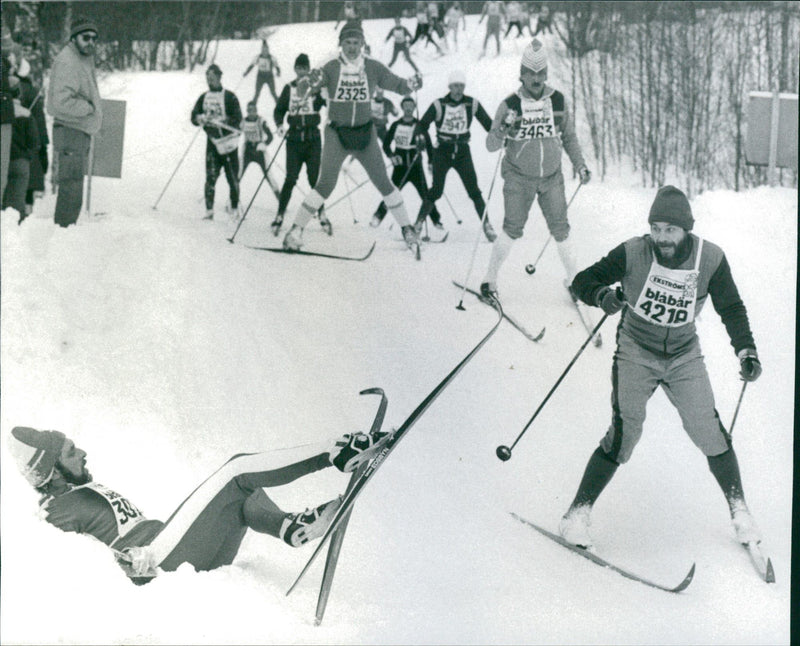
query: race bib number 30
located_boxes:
[334,71,369,103]
[88,483,146,538]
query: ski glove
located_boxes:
[257,142,268,152]
[391,155,403,166]
[737,349,762,382]
[407,73,423,91]
[578,166,592,184]
[595,286,625,315]
[120,546,158,578]
[308,68,323,89]
[276,125,286,139]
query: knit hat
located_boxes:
[207,63,222,77]
[521,38,547,73]
[70,17,98,40]
[339,19,364,43]
[648,186,694,230]
[9,427,67,488]
[295,53,310,68]
[448,69,466,86]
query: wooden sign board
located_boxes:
[746,92,798,171]
[92,99,126,178]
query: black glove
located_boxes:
[738,349,762,382]
[595,286,625,315]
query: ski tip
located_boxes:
[359,386,385,397]
[765,558,776,583]
[672,562,696,593]
[533,327,546,342]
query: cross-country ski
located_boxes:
[452,281,545,343]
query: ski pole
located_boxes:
[525,182,582,275]
[227,131,287,243]
[455,148,504,311]
[728,380,748,435]
[342,167,358,224]
[325,160,393,212]
[152,128,202,210]
[496,289,623,462]
[84,134,95,216]
[442,190,462,224]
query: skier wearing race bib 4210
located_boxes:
[558,186,765,554]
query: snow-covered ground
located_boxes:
[1,16,795,646]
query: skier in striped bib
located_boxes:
[9,425,392,583]
[239,101,281,201]
[282,20,423,255]
[480,39,590,303]
[558,186,764,551]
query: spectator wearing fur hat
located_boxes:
[281,19,423,256]
[416,69,495,239]
[46,16,102,227]
[557,185,764,552]
[8,423,393,583]
[480,38,590,304]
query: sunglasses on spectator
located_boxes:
[78,33,98,43]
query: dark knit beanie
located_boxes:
[70,17,99,40]
[295,53,310,68]
[648,185,694,231]
[9,427,67,487]
[207,63,222,77]
[339,19,364,43]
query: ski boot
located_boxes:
[731,504,762,545]
[329,429,394,473]
[319,208,333,236]
[559,505,593,550]
[479,282,500,307]
[280,497,343,547]
[203,208,214,221]
[370,210,385,228]
[482,218,498,242]
[271,212,284,236]
[282,224,304,251]
[401,224,421,259]
[413,214,426,234]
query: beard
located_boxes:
[652,235,691,267]
[58,463,93,486]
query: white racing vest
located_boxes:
[439,103,468,136]
[257,55,273,73]
[511,95,556,141]
[334,67,370,103]
[84,482,147,541]
[289,84,314,115]
[633,238,704,327]
[393,122,417,149]
[202,90,226,122]
[242,117,265,143]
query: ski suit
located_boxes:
[486,84,586,241]
[308,54,415,201]
[246,52,280,104]
[386,25,418,72]
[191,88,242,211]
[481,1,505,53]
[417,93,493,222]
[373,116,441,225]
[572,234,757,464]
[273,78,326,215]
[239,114,280,197]
[40,444,334,583]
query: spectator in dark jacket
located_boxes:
[16,59,48,216]
[1,51,18,200]
[2,82,40,221]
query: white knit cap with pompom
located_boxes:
[447,69,466,86]
[521,38,548,72]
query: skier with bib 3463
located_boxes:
[480,39,590,307]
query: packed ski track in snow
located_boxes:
[1,16,795,646]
